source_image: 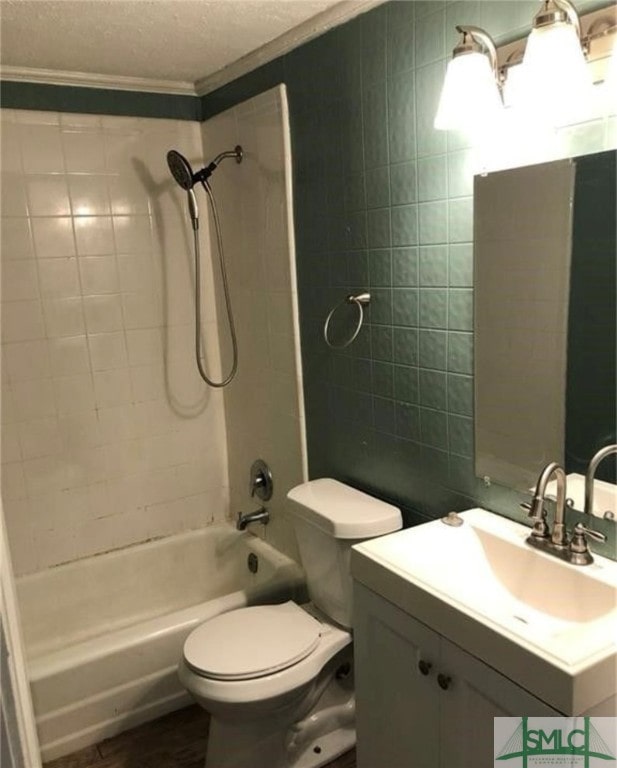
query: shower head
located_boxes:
[167,150,200,229]
[167,150,194,191]
[167,146,243,190]
[167,146,243,231]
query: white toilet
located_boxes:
[178,478,402,768]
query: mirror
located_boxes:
[474,149,616,518]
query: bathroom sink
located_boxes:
[351,508,617,714]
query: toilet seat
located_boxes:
[179,604,352,706]
[184,602,322,680]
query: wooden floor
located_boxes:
[44,705,356,768]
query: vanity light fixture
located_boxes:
[515,0,593,125]
[434,25,503,132]
[438,1,617,133]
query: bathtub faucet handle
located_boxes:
[251,473,266,497]
[249,459,273,502]
[237,506,270,531]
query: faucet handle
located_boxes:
[567,522,607,565]
[574,522,607,544]
[249,459,273,501]
[250,472,265,497]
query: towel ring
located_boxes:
[323,292,371,349]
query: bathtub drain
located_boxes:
[247,553,259,573]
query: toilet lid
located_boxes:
[183,602,323,680]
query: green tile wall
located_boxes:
[283,0,555,525]
[199,0,614,528]
[0,81,201,121]
[286,1,512,523]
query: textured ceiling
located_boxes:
[0,0,351,86]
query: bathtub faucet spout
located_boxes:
[237,506,270,531]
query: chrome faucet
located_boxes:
[236,506,270,531]
[522,461,606,565]
[584,444,617,519]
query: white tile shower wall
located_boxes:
[0,109,229,575]
[201,86,307,561]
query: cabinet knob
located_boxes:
[437,673,451,691]
[417,659,432,676]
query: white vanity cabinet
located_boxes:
[354,583,560,768]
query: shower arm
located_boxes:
[194,146,243,184]
[213,147,243,166]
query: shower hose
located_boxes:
[192,180,238,388]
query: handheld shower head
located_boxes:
[167,150,194,191]
[167,146,243,190]
[167,151,200,229]
[167,146,243,231]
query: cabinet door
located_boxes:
[354,584,440,768]
[439,637,561,768]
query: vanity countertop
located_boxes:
[351,508,617,714]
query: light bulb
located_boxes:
[434,51,504,133]
[515,20,593,127]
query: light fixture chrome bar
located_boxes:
[455,25,498,76]
[533,0,582,39]
[582,16,617,55]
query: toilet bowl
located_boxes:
[179,479,402,768]
[180,602,353,768]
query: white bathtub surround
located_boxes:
[1,91,307,764]
[201,85,308,561]
[16,525,305,762]
[0,108,229,574]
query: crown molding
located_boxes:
[0,65,196,96]
[1,1,385,100]
[195,0,385,97]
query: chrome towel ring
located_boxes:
[323,292,371,349]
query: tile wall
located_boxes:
[287,2,480,522]
[202,0,617,526]
[0,109,229,574]
[201,86,307,560]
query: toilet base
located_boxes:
[205,698,355,768]
[288,721,355,768]
[203,648,355,768]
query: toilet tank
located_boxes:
[287,479,402,628]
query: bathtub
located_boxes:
[16,526,305,762]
